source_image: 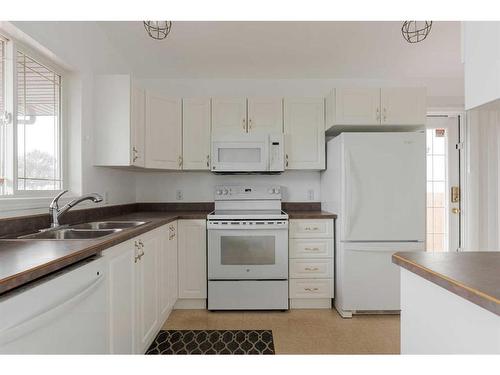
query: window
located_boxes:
[0,36,63,197]
[16,51,62,191]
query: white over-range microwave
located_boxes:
[211,133,284,173]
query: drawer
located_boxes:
[290,238,333,258]
[290,259,332,279]
[289,219,334,238]
[289,279,333,299]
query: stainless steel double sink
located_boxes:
[19,221,147,240]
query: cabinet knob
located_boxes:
[206,154,210,168]
[285,154,289,168]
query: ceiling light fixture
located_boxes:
[401,21,433,43]
[143,21,172,40]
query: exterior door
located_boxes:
[426,115,461,252]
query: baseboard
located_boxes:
[174,299,207,310]
[290,298,332,309]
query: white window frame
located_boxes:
[0,33,67,202]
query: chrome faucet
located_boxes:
[49,190,103,228]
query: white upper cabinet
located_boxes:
[334,88,381,125]
[131,87,146,167]
[93,74,145,167]
[247,97,283,133]
[284,98,325,170]
[182,98,211,170]
[145,94,182,169]
[380,88,426,125]
[326,87,427,132]
[211,97,247,134]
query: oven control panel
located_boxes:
[214,185,282,200]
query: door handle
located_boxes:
[452,207,461,214]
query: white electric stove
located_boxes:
[207,185,289,310]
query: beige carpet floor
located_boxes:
[162,309,400,354]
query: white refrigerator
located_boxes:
[321,132,426,318]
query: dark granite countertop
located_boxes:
[392,251,500,316]
[0,211,209,295]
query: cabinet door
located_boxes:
[131,87,146,167]
[145,94,182,169]
[247,97,283,133]
[104,240,136,354]
[284,98,325,170]
[182,98,211,170]
[178,220,207,299]
[380,88,426,125]
[135,231,161,353]
[211,97,247,133]
[335,88,380,125]
[167,222,178,309]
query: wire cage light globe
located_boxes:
[143,21,172,40]
[401,21,433,43]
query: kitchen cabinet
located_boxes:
[284,98,325,170]
[247,97,283,133]
[333,88,381,125]
[93,74,146,167]
[178,219,207,301]
[289,219,334,309]
[212,97,283,134]
[380,88,426,125]
[182,98,211,170]
[159,222,178,322]
[145,94,182,169]
[104,240,136,354]
[326,87,426,132]
[135,229,162,354]
[212,97,247,134]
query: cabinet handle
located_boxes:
[305,227,319,231]
[304,287,319,292]
[242,118,246,131]
[383,107,387,122]
[285,154,289,168]
[376,108,381,122]
[138,240,144,248]
[178,156,183,168]
[132,147,139,162]
[249,118,253,130]
[305,267,319,271]
[304,247,320,251]
[206,154,210,168]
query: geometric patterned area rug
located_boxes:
[145,330,275,355]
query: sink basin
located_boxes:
[70,221,147,230]
[19,228,121,240]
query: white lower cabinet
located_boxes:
[289,219,335,309]
[177,220,207,307]
[103,222,180,354]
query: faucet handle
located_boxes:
[49,190,69,210]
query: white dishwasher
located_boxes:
[0,256,107,354]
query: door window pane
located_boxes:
[16,51,61,191]
[221,236,275,265]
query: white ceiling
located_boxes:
[98,21,463,80]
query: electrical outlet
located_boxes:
[176,190,183,200]
[307,189,315,201]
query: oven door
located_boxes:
[208,221,288,280]
[211,135,269,172]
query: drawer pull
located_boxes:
[304,247,320,251]
[304,267,319,271]
[304,287,319,292]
